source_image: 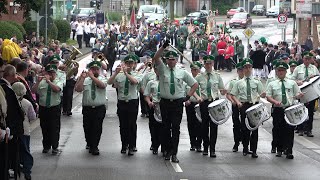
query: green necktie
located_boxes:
[207,73,212,98]
[170,69,175,95]
[91,82,96,100]
[305,66,309,79]
[157,83,160,99]
[124,73,130,96]
[46,84,51,107]
[246,78,251,102]
[281,80,287,105]
[196,87,200,96]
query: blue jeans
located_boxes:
[20,135,33,176]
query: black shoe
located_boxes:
[25,174,32,180]
[163,151,167,157]
[190,146,196,151]
[91,148,100,155]
[128,149,134,156]
[251,152,258,158]
[298,131,304,136]
[203,148,208,156]
[150,146,154,151]
[171,155,179,163]
[140,114,146,117]
[153,149,158,155]
[66,112,72,116]
[165,153,171,160]
[196,147,202,152]
[306,131,314,137]
[145,114,149,118]
[42,149,50,153]
[232,144,239,152]
[243,148,248,156]
[86,145,90,150]
[295,130,299,133]
[210,151,216,158]
[132,147,138,152]
[62,112,67,115]
[271,147,276,153]
[286,154,294,159]
[52,149,60,155]
[276,151,282,157]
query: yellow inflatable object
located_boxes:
[315,99,318,112]
[1,39,21,63]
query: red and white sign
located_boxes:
[278,14,288,24]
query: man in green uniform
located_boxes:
[32,64,64,155]
[108,55,143,156]
[185,62,202,152]
[153,41,199,163]
[236,40,245,62]
[286,60,298,80]
[75,61,108,155]
[292,52,319,137]
[226,62,244,152]
[196,55,226,157]
[177,33,186,64]
[230,58,265,158]
[266,62,303,159]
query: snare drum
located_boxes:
[194,104,202,123]
[284,103,308,126]
[299,76,320,103]
[208,99,232,125]
[245,103,270,131]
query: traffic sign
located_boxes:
[278,14,288,24]
[277,24,287,29]
[243,27,255,39]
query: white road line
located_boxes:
[170,162,183,172]
[295,136,320,149]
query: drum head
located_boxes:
[195,104,200,108]
[208,99,225,108]
[285,104,303,111]
[299,76,320,89]
[246,103,262,112]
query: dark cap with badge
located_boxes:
[236,62,243,69]
[87,60,102,69]
[280,53,289,59]
[190,61,202,69]
[303,51,314,58]
[242,58,253,66]
[289,60,298,67]
[49,55,61,63]
[272,59,279,67]
[123,54,137,62]
[275,61,289,69]
[45,64,57,72]
[164,51,178,59]
[203,55,215,63]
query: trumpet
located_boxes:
[96,52,109,65]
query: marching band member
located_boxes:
[217,37,227,70]
[225,41,234,72]
[107,55,142,156]
[185,62,202,152]
[177,32,186,64]
[292,52,319,137]
[153,41,199,163]
[286,60,298,80]
[266,62,303,159]
[230,58,265,158]
[32,64,63,155]
[227,62,244,152]
[75,61,107,155]
[196,55,226,157]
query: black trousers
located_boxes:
[84,33,90,47]
[272,107,294,153]
[200,100,218,151]
[117,99,139,149]
[0,141,8,180]
[298,99,316,132]
[39,105,61,150]
[77,35,83,48]
[160,98,184,155]
[72,29,76,40]
[139,92,148,115]
[82,105,106,149]
[239,103,258,152]
[217,54,225,70]
[185,102,202,148]
[225,58,232,71]
[148,107,163,150]
[62,79,76,113]
[232,104,241,145]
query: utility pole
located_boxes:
[45,0,48,45]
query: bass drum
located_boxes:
[208,99,232,125]
[299,76,320,103]
[245,103,270,131]
[284,103,308,126]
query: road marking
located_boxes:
[170,162,183,172]
[295,136,320,149]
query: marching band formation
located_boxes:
[0,16,320,180]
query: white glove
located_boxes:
[0,129,6,141]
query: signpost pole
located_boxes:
[284,27,286,41]
[247,38,250,58]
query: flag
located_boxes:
[106,12,110,31]
[130,5,136,27]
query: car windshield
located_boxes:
[140,6,156,13]
[269,6,279,11]
[233,13,247,19]
[188,12,200,17]
[74,9,92,14]
[255,5,263,9]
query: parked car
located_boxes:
[72,8,96,20]
[252,5,265,16]
[184,11,208,24]
[227,7,246,18]
[137,5,167,23]
[266,6,279,18]
[229,12,252,29]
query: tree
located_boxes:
[169,0,174,20]
[0,0,44,18]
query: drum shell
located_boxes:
[208,99,232,124]
[245,103,270,130]
[153,102,162,123]
[284,104,308,126]
[299,76,320,103]
[194,104,202,122]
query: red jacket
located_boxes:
[217,40,227,55]
[224,45,234,59]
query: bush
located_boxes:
[40,22,58,43]
[212,1,236,15]
[0,21,23,40]
[7,21,26,35]
[107,12,122,22]
[54,20,71,43]
[22,21,37,36]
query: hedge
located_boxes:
[7,21,26,35]
[22,21,37,36]
[54,20,71,43]
[0,21,23,41]
[23,21,58,44]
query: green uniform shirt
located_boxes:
[57,70,66,96]
[199,38,208,51]
[230,76,264,104]
[236,44,245,59]
[292,64,319,81]
[177,36,186,50]
[266,78,301,107]
[156,61,197,99]
[185,83,200,103]
[144,79,160,103]
[82,76,108,106]
[266,76,278,87]
[196,71,224,100]
[286,69,294,80]
[228,77,241,98]
[38,79,63,107]
[141,71,157,90]
[210,42,218,57]
[114,71,143,101]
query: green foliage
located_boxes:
[66,39,77,46]
[0,21,23,40]
[40,22,58,42]
[212,0,237,15]
[6,21,27,35]
[54,20,71,43]
[22,21,37,36]
[107,12,122,22]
